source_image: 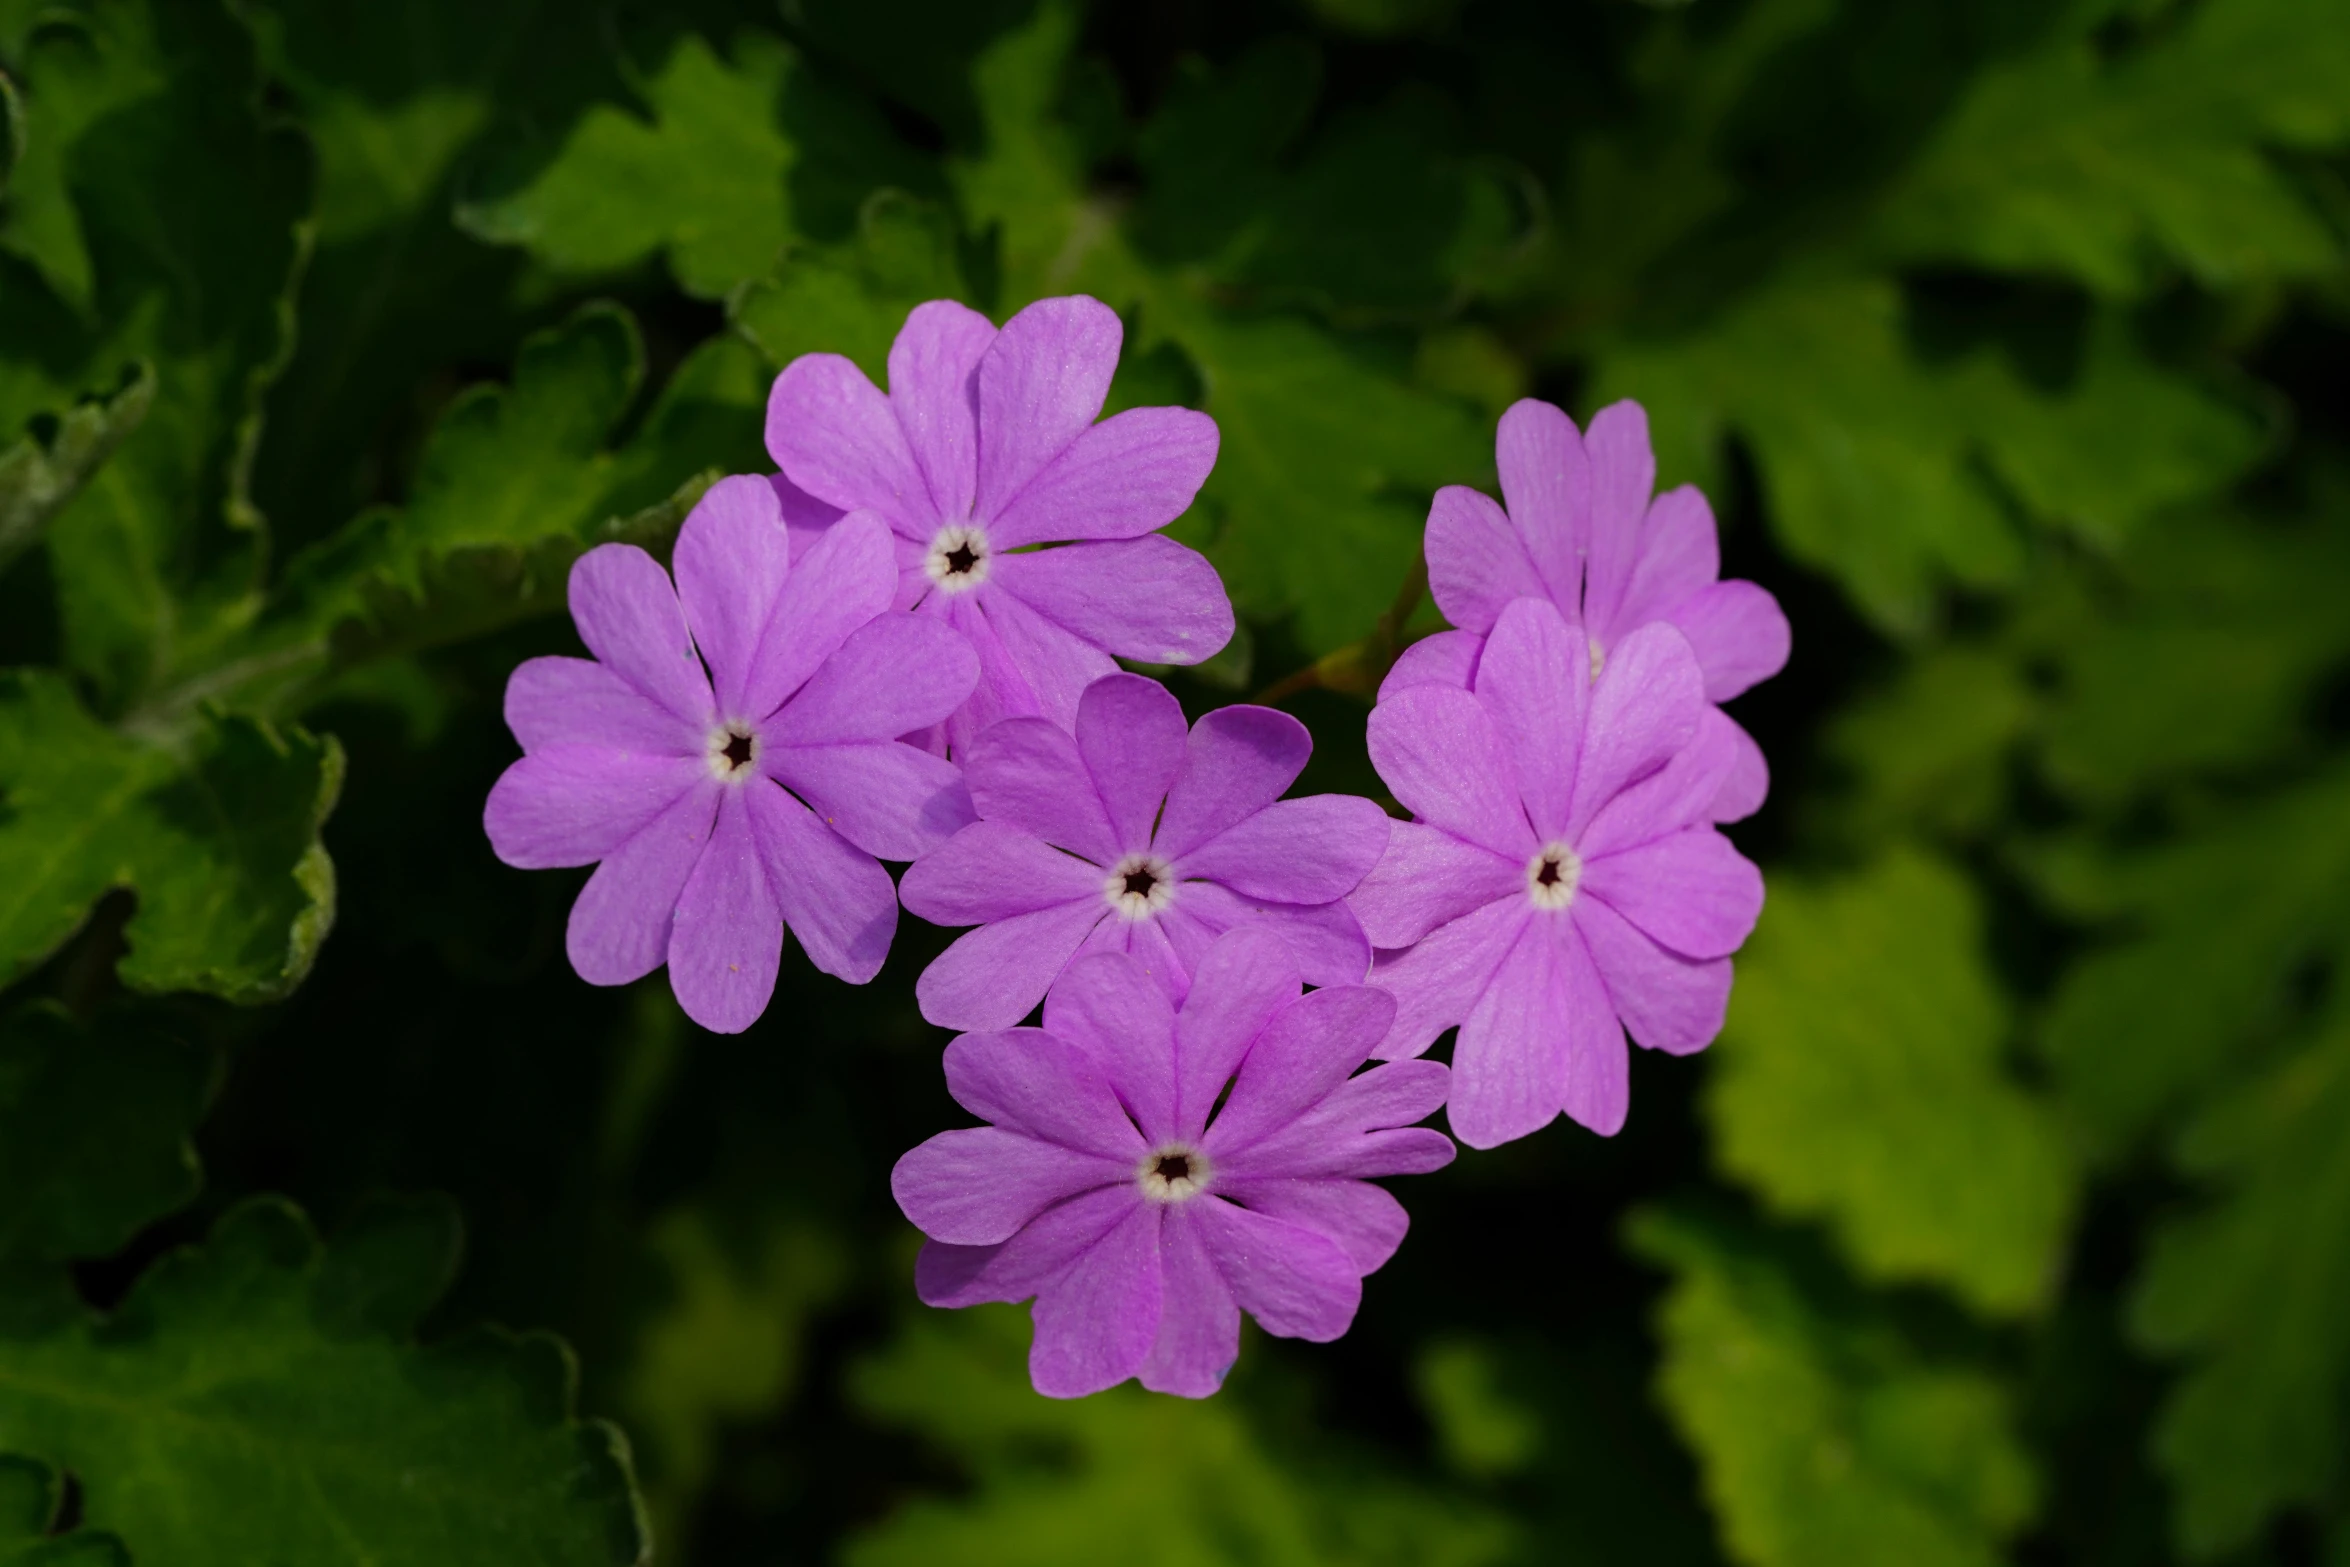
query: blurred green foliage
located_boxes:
[0,0,2346,1561]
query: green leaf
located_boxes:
[0,670,341,1004]
[1171,305,1489,654]
[1821,648,2036,844]
[1630,1210,2039,1567]
[0,1454,129,1565]
[2131,998,2350,1556]
[0,1003,214,1265]
[1597,275,2262,633]
[0,1196,647,1565]
[273,306,766,688]
[2037,761,2350,1151]
[0,0,310,710]
[732,192,970,382]
[457,33,796,300]
[1870,0,2350,293]
[0,363,151,580]
[1707,850,2078,1317]
[844,1306,1515,1567]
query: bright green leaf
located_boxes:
[0,363,151,579]
[0,1197,647,1565]
[732,192,969,382]
[1821,648,2035,843]
[844,1306,1515,1567]
[0,670,342,1004]
[1708,850,2078,1316]
[0,1003,214,1264]
[458,34,796,300]
[1630,1210,2040,1567]
[2131,998,2350,1556]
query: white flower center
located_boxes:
[1526,842,1581,911]
[1589,635,1606,680]
[1103,852,1175,920]
[706,721,760,782]
[923,523,991,593]
[1136,1143,1210,1203]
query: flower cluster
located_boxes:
[483,298,1784,1397]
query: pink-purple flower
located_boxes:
[483,475,978,1033]
[1352,596,1764,1148]
[893,930,1454,1398]
[1383,398,1789,821]
[899,672,1392,1030]
[765,295,1232,756]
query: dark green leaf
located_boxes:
[0,1197,647,1565]
[0,1454,129,1565]
[0,1002,214,1265]
[0,363,150,579]
[732,192,969,382]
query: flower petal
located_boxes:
[915,1184,1134,1308]
[1365,685,1533,860]
[1213,1178,1411,1274]
[992,535,1234,666]
[1176,795,1391,905]
[1029,1200,1162,1398]
[964,715,1121,862]
[667,788,782,1033]
[766,610,979,746]
[1565,621,1704,840]
[1580,400,1655,642]
[1608,483,1718,643]
[956,586,1122,746]
[892,1125,1125,1246]
[1074,673,1188,852]
[1578,703,1742,861]
[764,352,931,528]
[672,473,792,716]
[1365,895,1526,1060]
[1205,985,1394,1156]
[1473,596,1588,843]
[888,299,996,525]
[1044,950,1179,1142]
[765,741,973,861]
[1229,1124,1457,1180]
[564,781,717,985]
[1139,1206,1241,1398]
[745,779,900,983]
[1574,894,1733,1055]
[1580,827,1764,961]
[975,294,1122,524]
[901,821,1107,925]
[1494,398,1588,611]
[769,470,845,562]
[1668,578,1792,703]
[1348,821,1520,950]
[1559,926,1630,1137]
[739,511,899,722]
[484,749,703,869]
[1166,927,1301,1140]
[1168,883,1371,991]
[991,406,1219,548]
[917,899,1110,1031]
[1424,483,1538,636]
[1194,1199,1360,1342]
[1153,705,1311,861]
[1376,628,1482,702]
[1448,916,1570,1149]
[567,543,712,723]
[504,656,697,756]
[942,1026,1147,1159]
[1309,1058,1455,1142]
[1711,714,1770,823]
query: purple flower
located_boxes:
[1352,596,1764,1148]
[1383,398,1790,822]
[764,295,1233,755]
[483,475,979,1033]
[899,672,1392,1030]
[892,930,1454,1398]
